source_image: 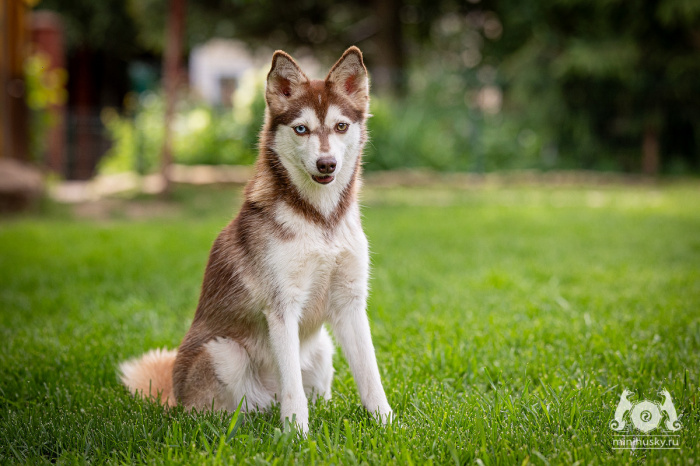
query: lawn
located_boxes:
[1,182,699,464]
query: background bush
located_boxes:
[99,70,265,175]
[365,77,545,172]
[100,70,549,175]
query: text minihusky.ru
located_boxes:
[612,435,680,450]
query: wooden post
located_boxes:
[30,11,67,174]
[160,0,186,197]
[1,0,30,161]
[372,0,405,97]
[642,125,660,176]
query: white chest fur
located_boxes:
[265,202,368,336]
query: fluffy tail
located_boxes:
[119,348,178,407]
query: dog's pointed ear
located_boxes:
[266,51,308,113]
[326,46,369,108]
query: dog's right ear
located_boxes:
[266,51,308,114]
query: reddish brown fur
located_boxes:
[121,47,370,412]
[119,348,178,406]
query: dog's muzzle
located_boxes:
[313,156,336,184]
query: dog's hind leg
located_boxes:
[172,347,231,411]
[301,325,334,402]
[204,337,276,412]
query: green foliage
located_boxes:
[362,8,552,173]
[24,53,68,163]
[494,0,700,172]
[39,0,700,173]
[366,80,545,172]
[37,0,139,56]
[1,183,699,463]
[99,84,264,175]
[124,0,374,58]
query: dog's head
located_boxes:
[264,47,369,189]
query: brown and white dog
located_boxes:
[119,46,393,433]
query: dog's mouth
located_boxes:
[312,175,335,185]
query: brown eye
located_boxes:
[335,122,349,133]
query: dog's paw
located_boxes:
[282,415,309,437]
[383,409,396,425]
[370,406,395,426]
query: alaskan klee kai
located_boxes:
[120,46,393,433]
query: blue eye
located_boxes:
[293,125,308,135]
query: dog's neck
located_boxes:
[245,144,362,230]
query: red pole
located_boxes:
[161,0,186,196]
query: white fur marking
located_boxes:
[291,108,320,131]
[272,104,362,217]
[205,337,276,411]
[324,105,349,127]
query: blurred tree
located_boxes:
[126,0,411,95]
[1,0,32,162]
[38,0,139,57]
[38,0,700,174]
[160,0,186,196]
[494,0,700,173]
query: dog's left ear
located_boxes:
[327,46,369,108]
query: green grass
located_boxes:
[1,182,699,464]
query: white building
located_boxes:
[189,39,255,106]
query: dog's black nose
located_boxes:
[316,157,337,174]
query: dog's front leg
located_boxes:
[266,310,308,434]
[329,246,393,424]
[330,296,393,423]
